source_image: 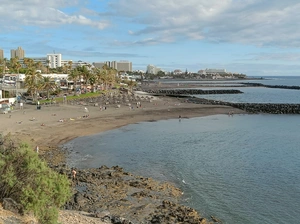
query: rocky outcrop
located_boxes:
[50,165,212,224]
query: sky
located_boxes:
[1,0,300,76]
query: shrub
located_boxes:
[0,134,72,224]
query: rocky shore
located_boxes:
[1,92,240,223]
[50,164,210,224]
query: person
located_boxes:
[35,145,39,153]
[179,115,181,121]
[71,168,76,180]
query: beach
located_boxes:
[1,94,244,158]
[0,93,245,223]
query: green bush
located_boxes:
[0,134,72,224]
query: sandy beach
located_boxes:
[1,95,244,153]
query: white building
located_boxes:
[146,64,161,75]
[199,69,227,74]
[47,54,62,68]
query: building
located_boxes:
[198,69,227,75]
[0,49,4,59]
[11,47,25,59]
[72,60,91,69]
[93,60,132,72]
[18,57,48,68]
[146,64,161,75]
[116,61,132,72]
[47,54,62,68]
[93,62,109,69]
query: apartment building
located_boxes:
[146,64,161,75]
[116,61,132,72]
[11,47,25,59]
[47,54,62,68]
[93,60,132,72]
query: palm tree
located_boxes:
[15,61,22,74]
[68,69,79,95]
[0,58,9,75]
[41,76,57,99]
[67,61,73,72]
[24,68,42,101]
[23,58,35,69]
[45,60,50,74]
[35,61,43,71]
[76,66,90,92]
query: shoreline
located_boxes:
[1,94,246,223]
[2,95,245,161]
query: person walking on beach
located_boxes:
[71,168,77,181]
[35,145,39,153]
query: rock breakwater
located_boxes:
[144,89,243,96]
[188,97,300,114]
[241,82,300,90]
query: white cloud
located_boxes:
[107,0,300,47]
[0,0,109,30]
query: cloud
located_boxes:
[106,0,300,47]
[0,0,109,31]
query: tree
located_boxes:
[68,69,79,95]
[41,76,57,99]
[25,68,42,101]
[0,134,72,223]
[0,58,9,75]
[77,66,90,92]
[45,60,50,74]
[23,58,35,69]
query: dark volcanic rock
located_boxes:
[144,88,243,96]
[50,165,211,224]
[187,97,300,114]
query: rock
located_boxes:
[2,198,24,215]
[94,209,110,218]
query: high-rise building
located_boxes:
[93,60,132,72]
[116,61,132,72]
[147,64,161,74]
[47,53,62,68]
[0,49,4,59]
[11,47,25,59]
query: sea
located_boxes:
[64,76,300,224]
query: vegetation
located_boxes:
[0,134,72,224]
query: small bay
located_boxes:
[65,76,300,224]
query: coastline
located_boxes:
[1,94,246,223]
[2,95,245,161]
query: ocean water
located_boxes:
[65,76,300,224]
